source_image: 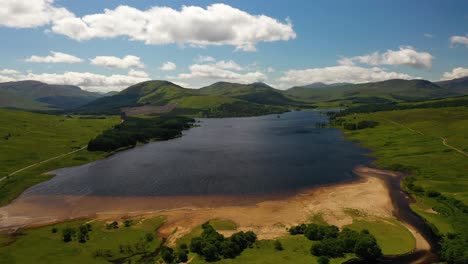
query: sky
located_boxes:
[0,0,467,92]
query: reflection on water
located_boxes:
[22,111,373,197]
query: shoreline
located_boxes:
[0,165,437,262]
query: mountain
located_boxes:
[286,79,454,102]
[436,76,468,95]
[76,80,290,117]
[0,80,102,110]
[198,82,305,106]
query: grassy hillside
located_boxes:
[436,76,468,95]
[334,106,468,263]
[199,82,306,107]
[0,109,119,205]
[286,79,454,104]
[0,81,102,110]
[77,81,292,117]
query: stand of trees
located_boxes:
[328,97,468,118]
[289,223,382,261]
[201,101,288,118]
[189,222,257,262]
[87,116,194,152]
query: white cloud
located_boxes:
[90,55,144,69]
[267,67,275,73]
[159,61,177,71]
[128,69,149,78]
[277,65,414,88]
[0,0,73,28]
[450,35,468,47]
[23,71,150,92]
[174,60,266,87]
[424,33,433,38]
[0,75,16,82]
[339,46,433,69]
[441,67,468,80]
[214,60,243,71]
[0,69,20,75]
[50,3,296,51]
[25,51,83,63]
[196,56,216,63]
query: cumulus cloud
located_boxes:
[0,69,20,75]
[90,55,144,69]
[159,61,177,71]
[338,46,433,69]
[277,65,414,88]
[424,33,433,38]
[450,35,468,47]
[21,71,150,92]
[214,60,244,71]
[128,69,149,78]
[441,67,468,80]
[0,69,149,91]
[50,3,296,51]
[25,51,83,63]
[174,59,266,87]
[196,56,216,63]
[0,75,16,82]
[0,0,72,28]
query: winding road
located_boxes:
[383,118,467,158]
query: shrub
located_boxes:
[274,240,283,251]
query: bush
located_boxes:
[317,256,330,264]
[274,240,283,251]
[51,227,58,233]
[62,227,76,242]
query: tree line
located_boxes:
[189,222,257,262]
[87,116,194,152]
[289,223,382,263]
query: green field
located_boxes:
[189,235,353,264]
[0,217,165,264]
[345,219,415,255]
[0,109,119,205]
[335,106,468,261]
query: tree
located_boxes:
[62,227,76,242]
[274,240,283,251]
[317,256,330,264]
[202,244,220,262]
[354,234,382,260]
[160,246,175,263]
[177,250,188,263]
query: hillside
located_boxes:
[76,80,289,117]
[0,81,102,110]
[0,108,119,205]
[198,82,305,106]
[286,79,454,103]
[436,76,468,95]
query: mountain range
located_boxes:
[0,76,467,115]
[0,81,103,110]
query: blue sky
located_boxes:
[0,0,467,91]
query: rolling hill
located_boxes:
[436,76,468,95]
[285,79,460,103]
[76,80,291,117]
[198,82,304,106]
[0,81,102,110]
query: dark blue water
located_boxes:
[24,111,373,197]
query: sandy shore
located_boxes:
[0,165,393,237]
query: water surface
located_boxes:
[23,111,373,197]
